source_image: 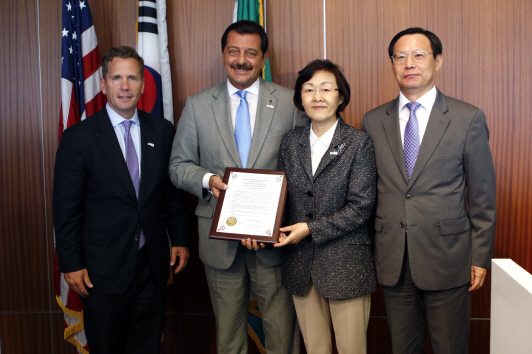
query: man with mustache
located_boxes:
[362,28,496,353]
[169,20,306,353]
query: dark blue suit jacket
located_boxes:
[53,108,188,294]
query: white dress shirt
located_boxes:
[107,103,141,178]
[398,85,437,146]
[309,119,338,175]
[227,78,260,137]
[202,79,261,189]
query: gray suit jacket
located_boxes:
[362,89,496,291]
[169,78,308,269]
[278,117,377,300]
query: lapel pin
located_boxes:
[334,143,346,154]
[330,151,338,155]
[267,99,274,109]
[147,143,155,147]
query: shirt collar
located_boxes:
[226,78,260,97]
[398,85,437,111]
[310,119,338,147]
[106,103,140,127]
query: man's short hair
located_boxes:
[388,27,443,60]
[293,59,351,114]
[102,46,144,80]
[221,20,268,57]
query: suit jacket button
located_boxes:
[134,237,139,241]
[406,194,411,200]
[306,191,313,197]
[399,222,405,228]
[307,213,313,219]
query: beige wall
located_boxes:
[2,0,531,352]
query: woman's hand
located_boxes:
[274,223,310,247]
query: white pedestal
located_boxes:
[490,259,532,354]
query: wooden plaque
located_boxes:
[209,167,287,244]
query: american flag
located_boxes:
[58,0,105,140]
[55,1,105,353]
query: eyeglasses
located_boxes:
[301,88,339,96]
[391,50,433,64]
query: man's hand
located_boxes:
[64,269,93,297]
[274,223,310,247]
[468,265,487,292]
[241,238,266,251]
[171,247,189,274]
[209,175,228,198]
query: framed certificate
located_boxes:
[209,167,287,244]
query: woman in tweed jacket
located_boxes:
[274,59,377,354]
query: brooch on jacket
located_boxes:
[330,143,346,155]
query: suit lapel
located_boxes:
[296,122,313,181]
[248,79,275,169]
[212,83,242,167]
[383,99,409,183]
[312,117,348,181]
[94,109,138,201]
[138,111,155,204]
[408,90,450,188]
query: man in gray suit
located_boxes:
[169,20,306,353]
[362,27,496,353]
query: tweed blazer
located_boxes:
[278,116,377,300]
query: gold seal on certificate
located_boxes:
[210,168,288,244]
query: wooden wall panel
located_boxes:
[367,317,392,352]
[326,0,532,353]
[0,313,53,353]
[0,0,50,314]
[40,0,63,320]
[267,0,324,89]
[484,0,532,273]
[167,0,235,116]
[1,0,530,352]
[89,0,137,53]
[326,0,532,273]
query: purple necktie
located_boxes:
[123,120,145,249]
[404,102,421,179]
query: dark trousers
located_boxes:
[81,246,167,354]
[382,245,470,354]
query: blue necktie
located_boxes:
[404,102,421,179]
[123,120,145,249]
[235,90,251,168]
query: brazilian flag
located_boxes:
[235,0,272,82]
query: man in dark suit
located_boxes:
[362,28,496,353]
[53,46,189,354]
[169,21,305,353]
